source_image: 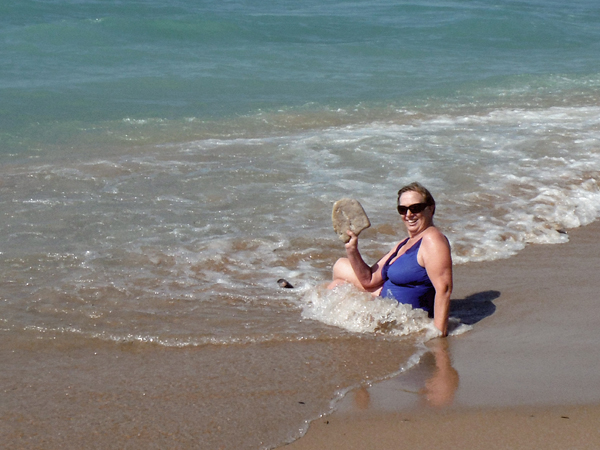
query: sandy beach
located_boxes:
[2,221,600,450]
[283,220,600,449]
[0,218,600,450]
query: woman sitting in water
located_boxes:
[328,182,452,336]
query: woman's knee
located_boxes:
[332,257,352,279]
[328,258,353,290]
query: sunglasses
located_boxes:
[397,202,429,215]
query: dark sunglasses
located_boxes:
[397,202,429,215]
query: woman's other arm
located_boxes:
[420,230,453,336]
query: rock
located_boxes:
[277,278,294,288]
[331,198,371,243]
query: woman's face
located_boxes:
[398,190,433,236]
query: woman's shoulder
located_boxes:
[419,227,452,266]
[420,226,450,249]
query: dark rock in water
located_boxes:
[277,279,294,288]
[332,198,371,243]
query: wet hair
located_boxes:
[397,182,436,215]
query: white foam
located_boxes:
[3,100,600,348]
[301,284,434,337]
[301,284,472,339]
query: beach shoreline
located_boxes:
[283,220,600,449]
[2,222,599,450]
[2,220,600,450]
[4,2,600,449]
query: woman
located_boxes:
[328,182,453,336]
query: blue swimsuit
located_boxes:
[380,238,435,315]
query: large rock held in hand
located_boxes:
[332,198,371,243]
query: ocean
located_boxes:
[2,0,600,448]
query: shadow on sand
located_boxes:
[450,290,499,325]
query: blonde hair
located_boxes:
[397,182,436,215]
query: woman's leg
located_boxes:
[327,258,381,295]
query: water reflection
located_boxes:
[419,338,459,408]
[348,338,459,411]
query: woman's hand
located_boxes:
[344,230,359,251]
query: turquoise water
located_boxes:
[2,1,600,448]
[2,0,600,150]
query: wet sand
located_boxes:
[0,333,421,450]
[284,220,600,449]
